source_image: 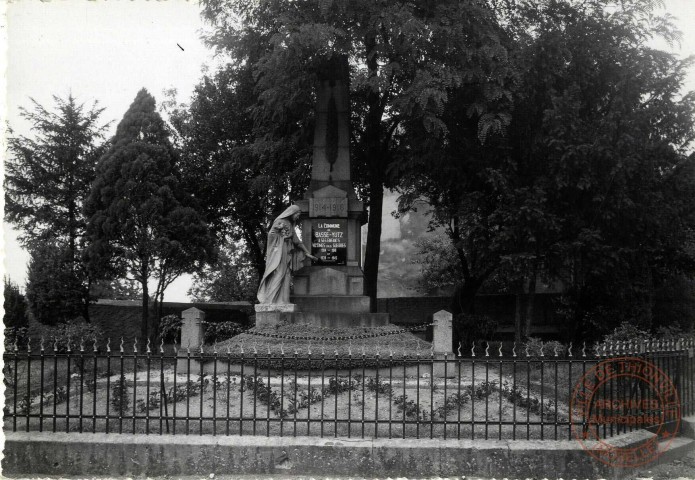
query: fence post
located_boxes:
[177,308,204,373]
[433,310,453,377]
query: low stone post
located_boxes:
[432,309,453,378]
[177,307,204,373]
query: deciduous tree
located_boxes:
[197,0,512,306]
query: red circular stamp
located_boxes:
[570,356,680,468]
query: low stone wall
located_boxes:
[378,293,563,336]
[26,301,254,343]
[4,430,692,479]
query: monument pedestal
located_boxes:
[254,303,296,328]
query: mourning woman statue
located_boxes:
[257,205,317,304]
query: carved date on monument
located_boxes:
[310,197,347,218]
[312,220,347,265]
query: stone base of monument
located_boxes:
[290,294,388,327]
[254,303,297,328]
[254,296,388,328]
[292,295,370,313]
[292,266,365,296]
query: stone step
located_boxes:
[287,311,390,328]
[291,295,371,313]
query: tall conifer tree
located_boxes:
[86,89,215,340]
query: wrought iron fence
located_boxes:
[3,336,693,440]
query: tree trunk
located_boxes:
[82,277,91,323]
[450,280,481,316]
[141,274,149,342]
[514,294,522,343]
[363,179,383,310]
[524,260,538,338]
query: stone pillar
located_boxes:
[177,307,204,373]
[432,310,453,378]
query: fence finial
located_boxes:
[512,342,517,357]
[120,337,124,353]
[348,340,352,357]
[106,337,111,353]
[133,337,138,353]
[539,342,544,357]
[200,339,205,354]
[568,342,573,357]
[322,342,326,356]
[67,336,72,353]
[146,337,151,354]
[40,336,45,352]
[27,338,31,353]
[93,336,98,353]
[79,337,84,352]
[13,334,19,353]
[240,338,244,355]
[186,337,191,354]
[213,339,218,355]
[280,341,285,356]
[457,342,462,357]
[160,337,165,354]
[498,341,503,357]
[268,342,272,355]
[471,342,476,357]
[485,341,490,357]
[388,341,393,357]
[525,342,530,358]
[54,336,59,352]
[553,343,558,357]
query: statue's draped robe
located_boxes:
[257,216,305,304]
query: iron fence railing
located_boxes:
[3,336,693,440]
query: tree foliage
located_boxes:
[5,95,109,321]
[188,241,258,302]
[26,241,87,326]
[401,0,695,340]
[3,277,28,329]
[85,89,216,339]
[166,65,312,282]
[197,0,512,304]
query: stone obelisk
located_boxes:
[290,56,385,325]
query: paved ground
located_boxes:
[631,446,695,480]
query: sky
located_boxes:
[2,0,695,302]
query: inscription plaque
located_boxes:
[311,220,347,265]
[310,197,347,218]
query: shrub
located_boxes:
[393,394,429,420]
[38,320,104,352]
[522,337,567,359]
[4,277,28,329]
[111,376,130,412]
[3,326,29,350]
[366,377,393,397]
[453,313,498,352]
[203,320,244,343]
[158,314,182,343]
[434,393,470,419]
